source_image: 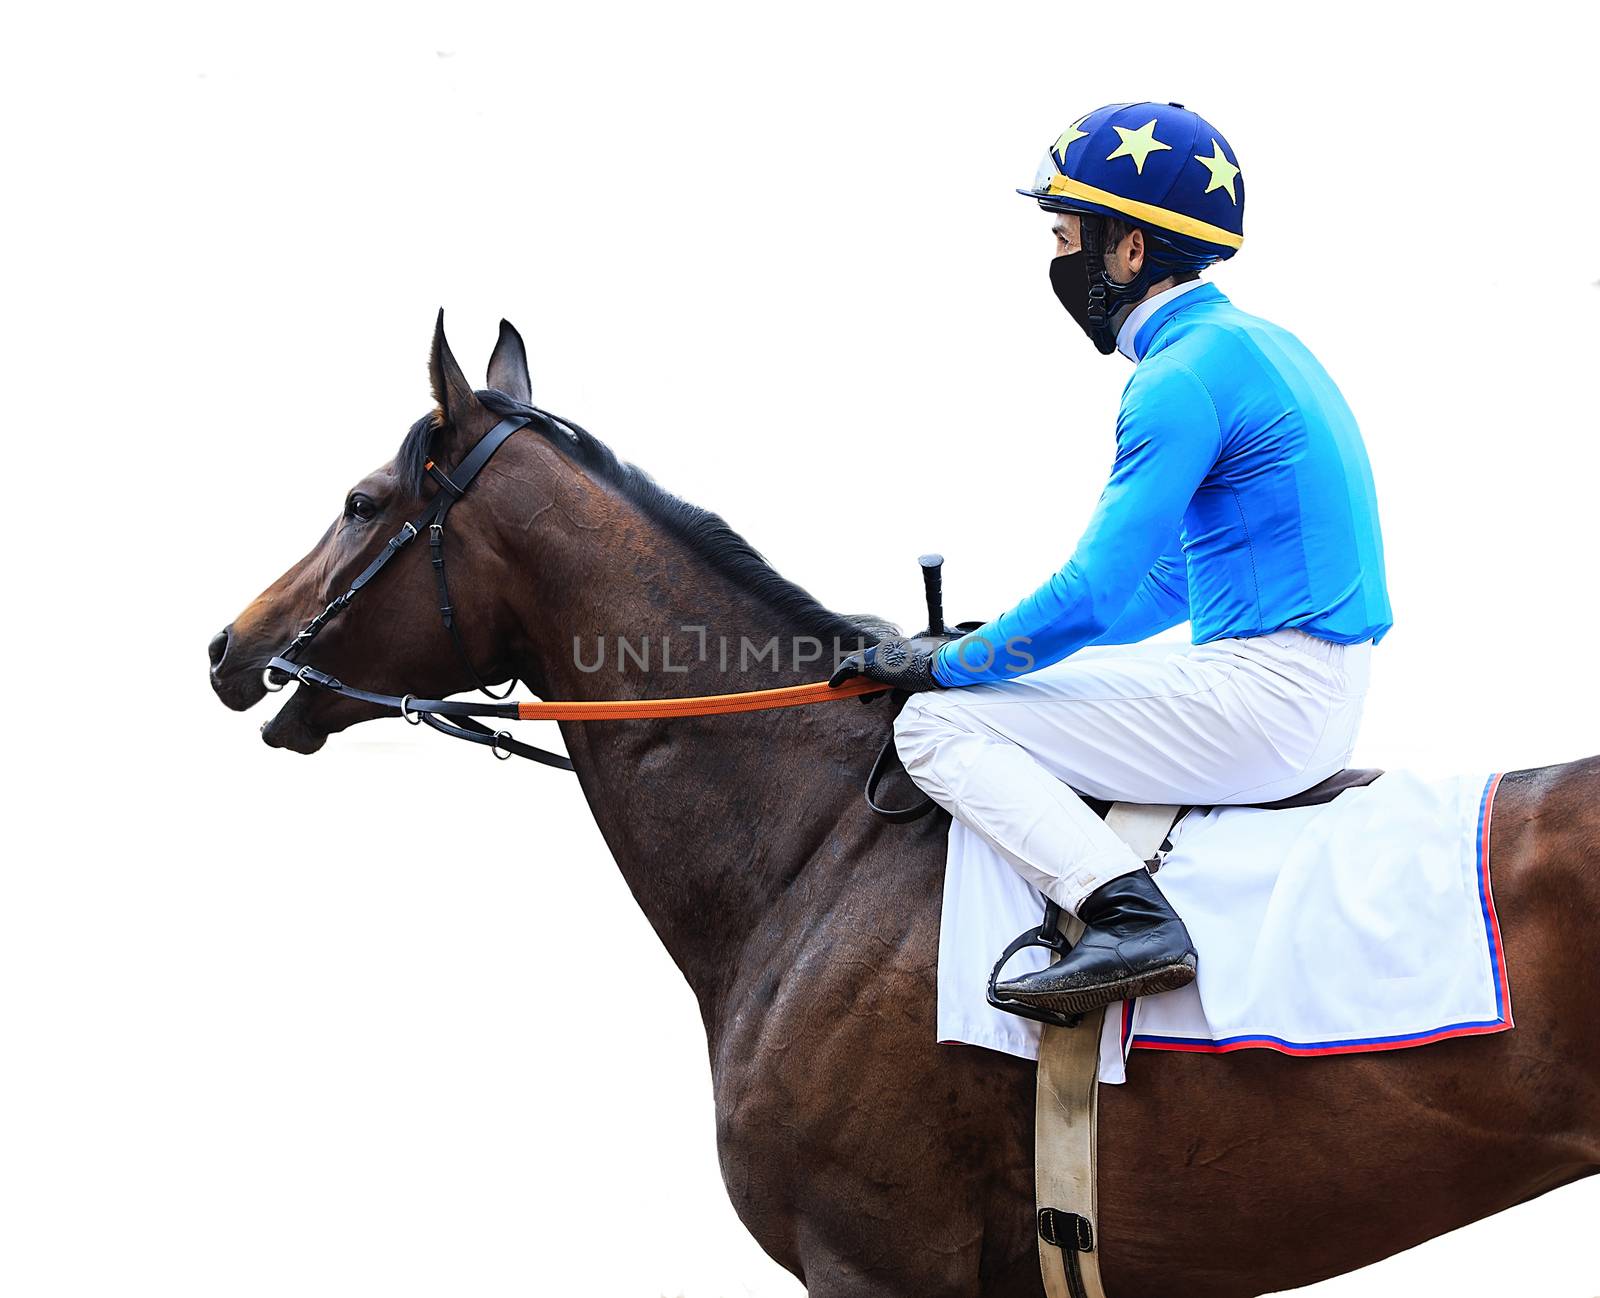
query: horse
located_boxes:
[208,315,1600,1297]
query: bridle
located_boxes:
[262,409,890,773]
[265,411,578,769]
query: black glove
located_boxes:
[829,635,948,693]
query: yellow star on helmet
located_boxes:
[1053,122,1089,162]
[1105,118,1172,175]
[1193,138,1241,203]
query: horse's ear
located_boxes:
[486,319,532,404]
[428,309,478,425]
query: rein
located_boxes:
[264,411,889,771]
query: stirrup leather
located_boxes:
[988,802,1185,1029]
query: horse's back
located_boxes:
[1095,754,1600,1297]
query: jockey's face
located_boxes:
[1050,212,1084,258]
[1048,211,1146,286]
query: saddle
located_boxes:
[984,769,1385,1028]
[1209,766,1383,813]
[869,749,1385,824]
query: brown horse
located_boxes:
[209,317,1600,1297]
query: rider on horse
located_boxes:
[833,102,1393,1017]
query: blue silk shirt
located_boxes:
[935,283,1392,686]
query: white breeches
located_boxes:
[894,629,1372,914]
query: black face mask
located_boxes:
[1050,251,1096,344]
[1050,239,1149,357]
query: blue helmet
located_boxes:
[1020,102,1244,266]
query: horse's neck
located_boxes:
[505,506,878,1014]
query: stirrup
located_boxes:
[986,901,1087,1030]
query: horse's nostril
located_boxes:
[208,628,231,669]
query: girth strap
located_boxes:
[1033,802,1179,1298]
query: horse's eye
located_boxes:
[346,494,377,521]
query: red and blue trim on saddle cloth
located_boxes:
[1119,772,1514,1058]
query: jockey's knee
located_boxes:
[893,689,961,775]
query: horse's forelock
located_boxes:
[396,409,445,495]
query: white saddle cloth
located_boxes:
[936,771,1513,1084]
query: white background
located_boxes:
[5,3,1598,1294]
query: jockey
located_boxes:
[832,102,1392,1017]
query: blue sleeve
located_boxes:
[1088,543,1190,647]
[934,361,1220,686]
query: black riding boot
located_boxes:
[994,870,1197,1015]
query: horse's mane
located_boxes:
[397,390,891,644]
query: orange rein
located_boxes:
[514,675,887,721]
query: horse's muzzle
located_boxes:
[208,624,272,713]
